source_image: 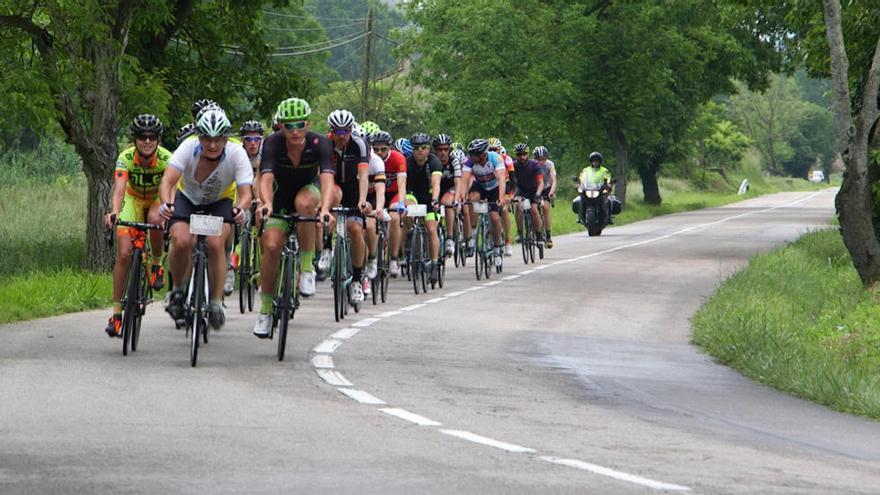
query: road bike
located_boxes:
[327,207,363,321]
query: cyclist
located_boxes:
[394,137,413,158]
[573,151,613,225]
[176,123,197,146]
[533,145,557,248]
[240,120,264,176]
[405,132,443,283]
[102,114,170,338]
[253,98,335,338]
[323,109,370,303]
[371,131,408,278]
[488,137,515,257]
[433,133,461,258]
[159,107,253,330]
[462,138,507,267]
[356,125,387,296]
[511,143,545,245]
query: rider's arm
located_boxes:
[396,172,407,205]
[319,172,335,217]
[374,181,386,212]
[110,170,127,215]
[159,166,182,206]
[358,162,369,207]
[549,163,557,196]
[495,168,506,200]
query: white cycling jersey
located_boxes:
[170,138,254,205]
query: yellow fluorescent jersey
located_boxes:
[115,146,172,200]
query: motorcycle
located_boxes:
[571,176,620,236]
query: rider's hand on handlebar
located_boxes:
[104,211,118,230]
[360,201,373,216]
[159,203,174,221]
[232,207,246,225]
[258,203,273,225]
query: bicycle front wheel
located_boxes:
[132,252,149,352]
[410,228,422,294]
[277,254,295,361]
[190,256,206,367]
[238,227,251,314]
[121,250,141,356]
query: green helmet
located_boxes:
[276,97,311,122]
[360,120,380,136]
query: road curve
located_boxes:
[2,188,878,494]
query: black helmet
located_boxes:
[176,123,197,145]
[410,132,431,146]
[239,120,264,134]
[532,146,549,159]
[467,138,489,155]
[371,130,393,145]
[433,133,453,147]
[130,114,164,135]
[191,99,216,119]
[514,143,529,155]
[589,151,604,164]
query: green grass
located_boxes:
[0,268,112,324]
[692,229,880,419]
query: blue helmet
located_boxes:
[394,137,413,157]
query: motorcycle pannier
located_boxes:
[609,196,623,215]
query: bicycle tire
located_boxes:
[521,216,530,265]
[238,227,250,314]
[380,233,389,303]
[333,239,344,322]
[474,218,483,281]
[410,226,421,294]
[132,253,149,352]
[277,254,294,361]
[190,255,205,367]
[121,250,141,356]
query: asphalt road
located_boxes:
[2,188,879,494]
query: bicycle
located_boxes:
[468,200,494,281]
[514,197,537,265]
[107,219,163,356]
[433,205,447,290]
[238,199,261,313]
[372,213,390,305]
[327,206,363,322]
[453,203,467,268]
[259,212,320,361]
[405,204,431,294]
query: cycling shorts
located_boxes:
[265,183,321,233]
[469,183,500,212]
[117,193,159,235]
[170,191,234,226]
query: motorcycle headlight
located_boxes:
[586,190,599,198]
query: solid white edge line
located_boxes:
[337,388,387,405]
[439,429,535,454]
[380,408,442,426]
[353,318,381,327]
[539,456,690,492]
[331,327,361,339]
[467,286,486,291]
[483,281,502,286]
[311,354,334,369]
[399,303,426,311]
[502,275,520,280]
[445,291,466,297]
[314,339,342,354]
[316,369,352,387]
[376,310,402,318]
[425,297,448,304]
[519,270,535,275]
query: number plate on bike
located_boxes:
[407,204,427,217]
[472,202,489,214]
[189,214,224,237]
[519,199,531,210]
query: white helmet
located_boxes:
[351,122,365,140]
[327,109,356,129]
[196,108,232,137]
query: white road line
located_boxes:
[399,303,426,312]
[519,269,535,275]
[502,275,520,280]
[337,388,386,405]
[539,456,690,492]
[314,339,342,354]
[533,265,550,270]
[311,355,334,369]
[353,318,381,327]
[425,297,448,304]
[466,286,486,292]
[376,310,402,318]
[331,327,362,340]
[483,281,502,287]
[380,408,443,426]
[316,369,352,387]
[445,291,466,297]
[439,429,535,454]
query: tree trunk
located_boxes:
[606,125,629,204]
[83,160,114,271]
[639,164,662,205]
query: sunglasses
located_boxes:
[413,144,431,151]
[516,153,528,157]
[243,136,262,143]
[136,134,159,142]
[332,128,351,136]
[282,121,308,130]
[434,146,450,152]
[372,146,389,153]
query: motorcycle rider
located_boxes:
[572,151,613,225]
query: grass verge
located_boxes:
[691,229,880,419]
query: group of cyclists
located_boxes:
[102,96,570,344]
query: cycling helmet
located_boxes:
[276,97,311,122]
[360,120,380,136]
[196,108,232,137]
[351,122,365,140]
[499,146,507,155]
[487,137,502,150]
[410,132,431,146]
[532,146,549,159]
[327,109,356,129]
[394,138,413,157]
[130,114,164,135]
[239,120,264,134]
[371,130,393,145]
[467,138,489,155]
[194,102,222,123]
[176,123,197,145]
[451,149,466,163]
[589,151,604,164]
[191,99,215,119]
[433,133,453,147]
[452,141,464,152]
[513,143,529,155]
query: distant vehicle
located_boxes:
[809,170,825,183]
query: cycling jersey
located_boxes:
[115,146,172,200]
[331,135,369,188]
[367,153,386,194]
[439,154,461,193]
[513,158,544,194]
[382,149,407,194]
[463,151,505,190]
[260,131,334,212]
[539,159,555,191]
[169,138,253,206]
[405,153,443,205]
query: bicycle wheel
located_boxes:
[238,227,251,314]
[132,254,149,353]
[410,226,422,294]
[190,255,206,367]
[277,254,294,361]
[121,250,141,356]
[521,217,530,265]
[438,257,446,288]
[333,240,344,322]
[474,219,483,281]
[380,233,389,303]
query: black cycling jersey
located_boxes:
[405,153,443,205]
[332,135,369,188]
[513,158,543,193]
[260,131,334,211]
